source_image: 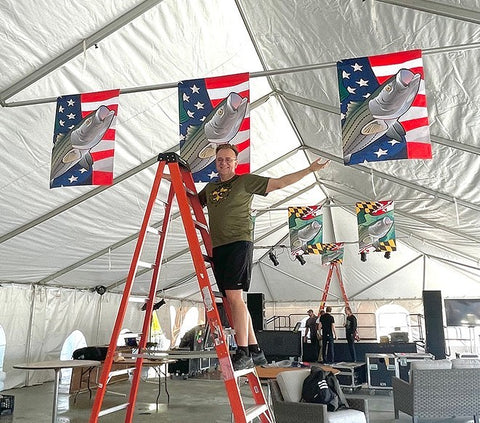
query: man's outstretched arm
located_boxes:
[265,158,329,194]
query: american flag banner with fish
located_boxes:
[288,206,323,255]
[321,243,345,265]
[337,49,431,166]
[50,89,119,188]
[178,73,250,182]
[356,201,396,254]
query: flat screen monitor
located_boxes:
[444,299,480,327]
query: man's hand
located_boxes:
[309,158,330,173]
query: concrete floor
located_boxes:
[0,371,476,423]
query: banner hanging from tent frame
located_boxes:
[337,49,432,166]
[50,89,119,188]
[356,201,396,254]
[178,72,250,183]
[288,206,323,256]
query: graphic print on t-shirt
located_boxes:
[209,182,232,204]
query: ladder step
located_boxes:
[98,403,129,417]
[137,260,154,269]
[234,367,257,378]
[185,187,196,196]
[193,220,208,231]
[146,226,162,235]
[245,404,269,422]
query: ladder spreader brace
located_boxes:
[318,261,350,314]
[89,152,274,423]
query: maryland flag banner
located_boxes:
[50,89,119,188]
[356,201,396,254]
[288,206,323,255]
[178,73,250,182]
[337,49,431,166]
[321,243,345,265]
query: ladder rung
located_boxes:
[245,404,269,421]
[128,297,148,303]
[185,187,196,196]
[137,261,154,269]
[234,367,256,378]
[98,403,129,417]
[193,220,208,231]
[146,226,162,235]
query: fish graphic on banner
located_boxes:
[178,73,250,182]
[50,89,119,188]
[337,49,431,165]
[288,206,323,255]
[321,243,345,265]
[356,201,396,254]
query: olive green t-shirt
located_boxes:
[198,174,269,248]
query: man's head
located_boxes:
[345,306,352,315]
[307,309,314,317]
[215,144,238,181]
[325,306,332,313]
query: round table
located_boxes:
[14,359,100,423]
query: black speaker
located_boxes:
[423,290,446,359]
[247,293,265,331]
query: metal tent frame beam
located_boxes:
[375,0,480,25]
[0,0,166,105]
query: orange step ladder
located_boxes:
[318,261,350,313]
[89,152,274,423]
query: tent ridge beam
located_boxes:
[0,155,160,246]
[5,39,480,107]
[374,0,480,25]
[280,91,480,157]
[350,255,424,299]
[307,145,480,214]
[0,0,165,104]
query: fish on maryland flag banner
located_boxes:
[321,243,345,265]
[50,89,119,188]
[288,206,323,256]
[337,49,431,166]
[178,72,250,182]
[356,201,396,254]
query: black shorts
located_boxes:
[212,241,253,295]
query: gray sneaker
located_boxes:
[232,349,254,370]
[251,349,268,366]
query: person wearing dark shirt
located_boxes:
[344,306,358,362]
[303,309,319,362]
[319,306,336,363]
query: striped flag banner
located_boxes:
[178,73,250,182]
[337,49,431,165]
[50,89,119,188]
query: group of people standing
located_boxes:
[303,306,358,363]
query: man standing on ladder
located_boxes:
[198,144,329,370]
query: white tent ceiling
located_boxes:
[1,0,480,303]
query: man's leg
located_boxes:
[225,289,254,370]
[225,289,248,346]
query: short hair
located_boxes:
[326,306,332,313]
[307,309,314,314]
[216,144,238,157]
[345,306,351,313]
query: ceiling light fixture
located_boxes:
[269,249,279,266]
[295,254,306,265]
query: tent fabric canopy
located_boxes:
[1,0,480,302]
